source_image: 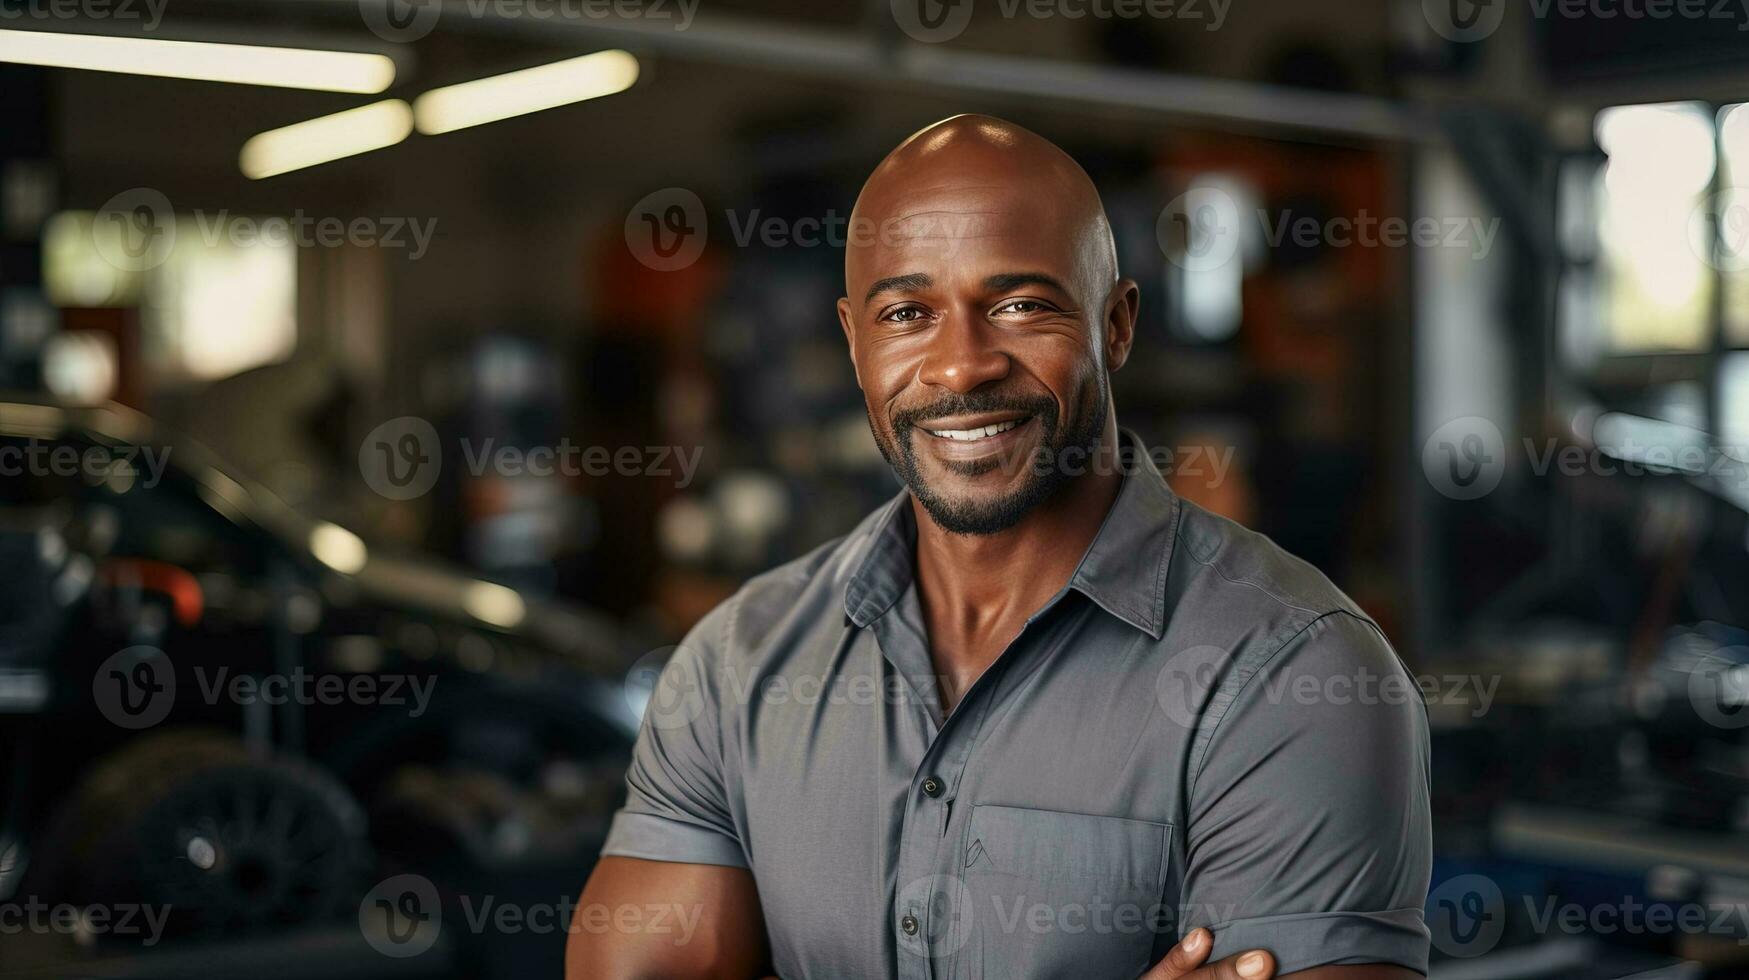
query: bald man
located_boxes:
[569,116,1432,980]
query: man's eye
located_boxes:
[884,307,928,323]
[994,299,1048,315]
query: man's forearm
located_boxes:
[565,857,771,980]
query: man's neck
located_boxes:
[911,422,1126,706]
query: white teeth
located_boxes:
[927,418,1023,441]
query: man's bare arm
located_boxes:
[565,856,771,980]
[1139,929,1424,980]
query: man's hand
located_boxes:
[1139,929,1424,980]
[1139,928,1275,980]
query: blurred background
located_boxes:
[2,0,1749,977]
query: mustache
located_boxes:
[890,390,1058,434]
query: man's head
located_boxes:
[837,114,1138,535]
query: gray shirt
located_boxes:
[602,437,1432,978]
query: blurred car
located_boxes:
[0,395,637,979]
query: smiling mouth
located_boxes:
[923,417,1030,442]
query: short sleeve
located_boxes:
[600,601,748,868]
[1181,612,1432,975]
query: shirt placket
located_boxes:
[886,602,1047,980]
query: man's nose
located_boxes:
[917,313,1010,394]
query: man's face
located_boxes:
[837,177,1128,535]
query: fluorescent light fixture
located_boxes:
[240,99,413,179]
[413,49,637,136]
[0,29,395,93]
[464,581,526,629]
[310,522,368,575]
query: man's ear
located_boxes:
[1104,278,1139,373]
[836,296,862,387]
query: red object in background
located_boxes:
[96,558,204,628]
[589,225,725,345]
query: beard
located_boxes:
[868,373,1108,536]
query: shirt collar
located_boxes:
[843,429,1181,639]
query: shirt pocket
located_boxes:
[954,804,1173,980]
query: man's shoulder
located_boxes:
[1169,497,1375,635]
[681,498,899,662]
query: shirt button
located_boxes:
[900,914,920,936]
[921,777,943,798]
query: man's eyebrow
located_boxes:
[864,273,933,304]
[984,272,1069,293]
